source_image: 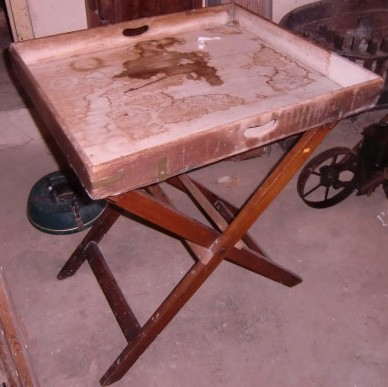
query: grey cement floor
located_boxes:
[1,8,388,387]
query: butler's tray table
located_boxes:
[10,4,383,385]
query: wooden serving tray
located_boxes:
[10,4,383,199]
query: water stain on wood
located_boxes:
[241,45,313,93]
[107,92,245,140]
[70,57,105,72]
[114,37,223,87]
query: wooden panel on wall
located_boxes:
[88,0,203,26]
[233,0,272,19]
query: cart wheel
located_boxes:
[297,147,361,208]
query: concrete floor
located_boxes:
[1,8,388,387]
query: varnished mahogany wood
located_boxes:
[86,242,141,343]
[56,123,337,385]
[167,176,270,257]
[108,188,295,283]
[98,124,336,385]
[57,205,120,280]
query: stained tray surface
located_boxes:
[11,5,383,198]
[28,25,338,165]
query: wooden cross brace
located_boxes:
[57,123,335,385]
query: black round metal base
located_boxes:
[27,171,106,235]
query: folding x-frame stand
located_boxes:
[57,123,335,385]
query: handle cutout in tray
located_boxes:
[123,25,149,37]
[244,120,278,139]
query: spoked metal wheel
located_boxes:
[297,147,362,208]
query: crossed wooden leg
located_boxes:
[57,123,335,385]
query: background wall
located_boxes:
[27,0,87,37]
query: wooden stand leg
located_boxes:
[57,205,120,279]
[168,176,271,259]
[99,123,336,385]
[147,182,302,286]
[99,257,221,385]
[58,123,337,385]
[109,189,301,287]
[86,242,141,342]
[205,123,336,257]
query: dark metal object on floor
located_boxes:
[278,0,388,152]
[297,119,388,208]
[280,0,388,108]
[27,171,106,235]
